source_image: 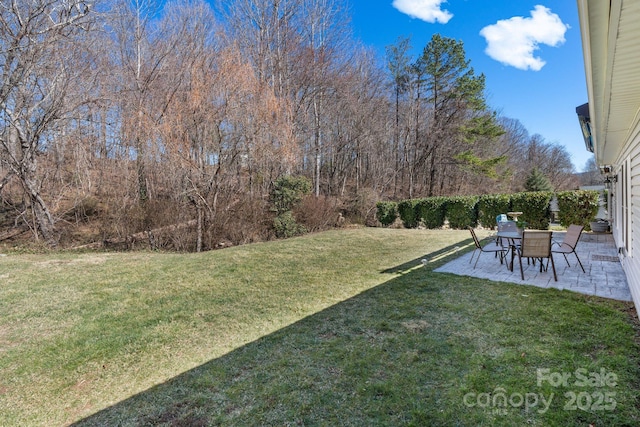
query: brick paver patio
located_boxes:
[434,231,632,302]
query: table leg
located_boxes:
[509,241,516,271]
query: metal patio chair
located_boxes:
[469,227,506,269]
[551,224,585,273]
[518,230,557,281]
[496,213,508,227]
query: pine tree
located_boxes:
[525,168,554,192]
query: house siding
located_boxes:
[616,119,640,307]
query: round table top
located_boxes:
[496,231,522,239]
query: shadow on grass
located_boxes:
[72,244,640,427]
[380,239,475,275]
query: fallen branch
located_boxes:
[0,227,27,242]
[103,219,197,249]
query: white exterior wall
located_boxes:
[615,118,640,307]
[577,0,640,312]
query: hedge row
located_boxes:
[556,190,600,230]
[376,190,601,230]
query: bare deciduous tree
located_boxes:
[0,0,95,244]
[0,0,587,249]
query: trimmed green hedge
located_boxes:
[446,196,479,229]
[376,201,398,227]
[377,190,595,231]
[556,190,599,230]
[398,199,421,228]
[478,194,511,229]
[417,197,447,229]
[510,191,553,230]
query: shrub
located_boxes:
[510,192,553,230]
[273,211,307,238]
[398,199,421,228]
[556,190,599,230]
[296,195,340,232]
[210,196,271,247]
[416,197,447,229]
[376,201,398,227]
[269,175,311,215]
[477,194,511,229]
[269,175,311,238]
[71,196,100,222]
[445,196,479,229]
[347,189,379,226]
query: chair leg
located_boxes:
[519,253,525,280]
[469,249,477,265]
[550,254,557,281]
[473,251,482,269]
[538,257,550,273]
[502,247,511,270]
[562,253,571,267]
[509,247,516,272]
[574,252,586,273]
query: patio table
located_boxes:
[497,230,522,271]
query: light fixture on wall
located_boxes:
[600,165,613,174]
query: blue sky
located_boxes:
[348,0,592,172]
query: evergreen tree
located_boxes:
[525,168,554,192]
[410,34,505,196]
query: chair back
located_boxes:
[521,231,552,258]
[498,220,519,233]
[468,227,482,249]
[562,225,584,249]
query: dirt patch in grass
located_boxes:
[401,319,430,332]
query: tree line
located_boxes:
[0,0,578,250]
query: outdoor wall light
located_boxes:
[599,165,613,174]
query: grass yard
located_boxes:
[1,227,639,426]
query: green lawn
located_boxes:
[0,228,638,426]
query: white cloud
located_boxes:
[479,5,569,71]
[392,0,453,24]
